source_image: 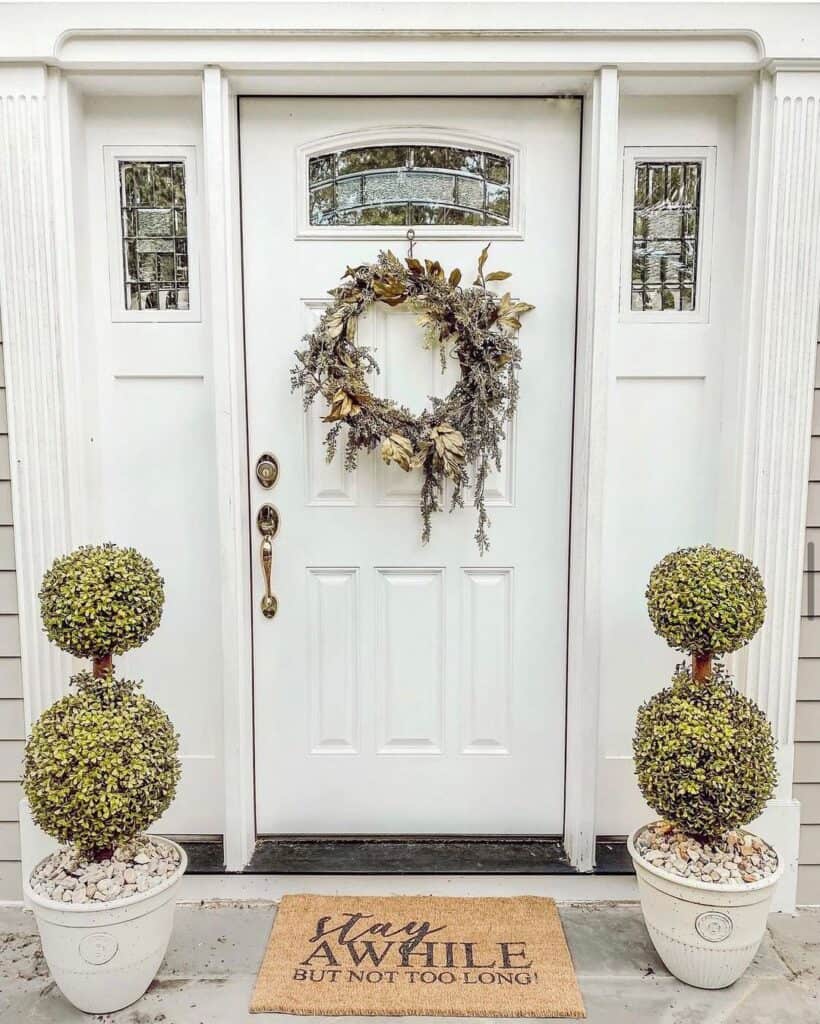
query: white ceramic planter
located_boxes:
[627,826,783,989]
[23,837,187,1014]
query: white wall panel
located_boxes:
[308,568,359,754]
[461,568,513,754]
[595,95,740,837]
[376,568,444,754]
[83,95,224,836]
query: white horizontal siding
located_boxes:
[0,781,21,820]
[0,339,23,896]
[794,783,820,823]
[0,821,19,861]
[0,701,22,740]
[798,865,820,905]
[799,824,820,863]
[0,741,22,782]
[0,659,22,700]
[797,344,820,903]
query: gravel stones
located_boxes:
[635,820,778,886]
[29,837,182,905]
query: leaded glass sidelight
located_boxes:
[631,161,702,312]
[119,160,189,311]
[308,145,512,227]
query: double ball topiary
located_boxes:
[23,671,180,856]
[633,664,777,840]
[646,545,766,657]
[636,545,776,839]
[39,543,164,659]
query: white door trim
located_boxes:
[224,75,615,867]
[201,67,255,870]
[564,67,619,872]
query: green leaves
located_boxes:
[22,672,181,857]
[633,664,777,840]
[646,545,766,657]
[39,544,165,659]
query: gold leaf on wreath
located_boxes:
[372,276,407,306]
[424,259,445,282]
[496,291,536,331]
[324,308,348,340]
[448,268,462,288]
[429,423,466,479]
[485,270,512,282]
[380,433,415,472]
[323,386,370,422]
[473,242,491,285]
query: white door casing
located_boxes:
[241,97,581,834]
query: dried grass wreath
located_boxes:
[291,244,534,552]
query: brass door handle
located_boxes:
[257,504,279,619]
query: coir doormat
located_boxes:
[250,894,585,1017]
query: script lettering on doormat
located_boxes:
[296,909,537,987]
[250,894,586,1017]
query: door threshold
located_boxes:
[174,836,634,875]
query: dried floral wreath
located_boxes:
[291,245,534,552]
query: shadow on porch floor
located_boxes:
[0,903,817,1023]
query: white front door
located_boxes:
[240,97,580,835]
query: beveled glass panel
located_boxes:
[307,143,512,226]
[363,171,456,206]
[455,176,484,209]
[413,146,483,175]
[486,184,510,222]
[137,209,173,237]
[486,155,509,185]
[630,159,702,313]
[410,205,484,226]
[335,177,363,209]
[336,206,409,226]
[309,154,334,185]
[119,158,190,311]
[337,146,408,176]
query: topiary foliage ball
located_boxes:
[23,671,180,855]
[39,543,164,658]
[646,545,766,656]
[633,664,777,840]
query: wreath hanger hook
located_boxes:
[406,228,416,260]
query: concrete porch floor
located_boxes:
[0,903,818,1023]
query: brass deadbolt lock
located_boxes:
[256,453,280,489]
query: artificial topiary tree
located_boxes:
[24,544,179,861]
[646,544,766,681]
[633,664,777,840]
[23,672,180,857]
[635,545,777,841]
[39,543,164,674]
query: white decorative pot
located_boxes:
[23,837,187,1014]
[627,826,782,989]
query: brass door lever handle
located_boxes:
[257,504,279,619]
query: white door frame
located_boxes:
[0,7,817,910]
[219,74,613,870]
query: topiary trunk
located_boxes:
[92,654,113,678]
[692,652,712,682]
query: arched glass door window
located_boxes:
[308,144,512,227]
